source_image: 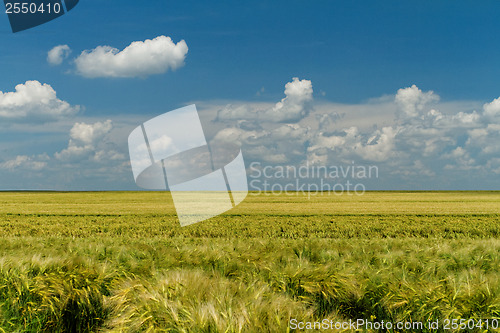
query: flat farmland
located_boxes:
[0,192,499,332]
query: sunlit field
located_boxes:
[0,191,499,332]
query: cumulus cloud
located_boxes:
[0,80,80,122]
[0,154,48,171]
[270,77,313,122]
[69,120,113,145]
[47,45,71,66]
[74,36,188,78]
[212,122,310,164]
[395,84,439,120]
[217,77,313,123]
[207,80,500,190]
[0,119,130,190]
[355,126,398,162]
[306,85,500,183]
[483,97,500,118]
[55,120,118,161]
[316,112,342,134]
[306,126,398,164]
[464,124,500,156]
[4,78,500,190]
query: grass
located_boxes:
[0,191,499,332]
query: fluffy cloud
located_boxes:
[0,80,80,122]
[69,120,113,145]
[395,84,439,120]
[0,119,129,190]
[217,77,313,123]
[310,86,500,185]
[3,78,500,190]
[464,124,500,156]
[207,81,500,189]
[483,97,500,118]
[0,154,48,171]
[270,77,313,122]
[75,36,188,78]
[355,126,398,162]
[306,125,398,163]
[55,120,120,161]
[47,45,71,66]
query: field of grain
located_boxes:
[0,191,499,332]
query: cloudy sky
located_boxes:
[1,1,500,190]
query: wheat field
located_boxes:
[0,191,499,332]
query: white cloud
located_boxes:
[316,112,342,133]
[354,126,398,162]
[465,124,500,155]
[69,120,113,145]
[55,120,117,161]
[307,126,397,163]
[395,84,439,120]
[207,81,500,189]
[483,97,500,118]
[4,79,500,190]
[47,45,71,66]
[0,80,80,122]
[217,77,313,123]
[0,154,48,171]
[211,121,310,164]
[270,77,313,122]
[75,36,188,78]
[451,110,480,125]
[443,147,479,171]
[0,117,137,189]
[149,135,176,155]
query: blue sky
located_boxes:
[1,0,500,190]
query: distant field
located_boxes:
[0,191,499,332]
